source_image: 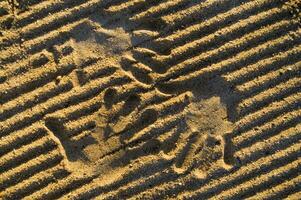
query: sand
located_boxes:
[0,0,300,199]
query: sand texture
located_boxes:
[0,0,301,199]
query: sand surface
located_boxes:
[0,0,301,199]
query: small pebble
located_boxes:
[55,75,62,84]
